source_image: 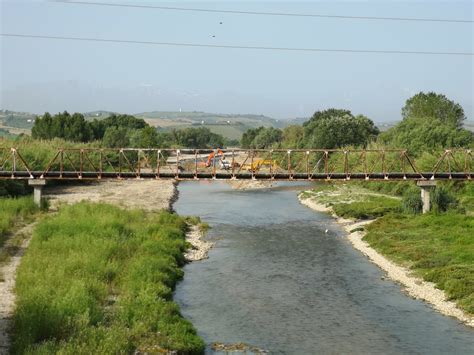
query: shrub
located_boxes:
[431,187,458,213]
[402,188,423,214]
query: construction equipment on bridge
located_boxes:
[242,159,279,172]
[0,147,471,181]
[205,149,224,167]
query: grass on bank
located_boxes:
[0,197,39,273]
[365,213,474,314]
[12,202,205,354]
[0,197,37,238]
[304,183,474,315]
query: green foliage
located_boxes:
[0,197,38,247]
[379,117,472,155]
[332,195,402,219]
[401,91,466,128]
[0,180,29,197]
[12,203,205,354]
[304,111,379,149]
[365,213,474,314]
[241,126,283,149]
[102,126,130,148]
[282,125,305,148]
[402,187,423,214]
[431,187,458,213]
[168,127,225,148]
[32,112,93,142]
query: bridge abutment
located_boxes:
[417,180,437,214]
[28,179,46,206]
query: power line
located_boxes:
[52,0,473,24]
[1,33,473,56]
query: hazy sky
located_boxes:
[1,0,473,120]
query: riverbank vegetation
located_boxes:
[0,196,39,279]
[0,197,38,248]
[11,203,205,354]
[301,182,474,315]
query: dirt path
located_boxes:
[0,223,36,354]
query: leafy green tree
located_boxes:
[282,125,304,148]
[304,109,379,149]
[241,127,265,148]
[379,116,473,155]
[303,109,352,127]
[252,127,283,149]
[102,126,130,148]
[170,127,224,148]
[241,126,283,148]
[402,92,466,128]
[129,126,159,148]
[31,111,92,142]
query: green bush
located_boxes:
[12,203,205,354]
[332,195,402,219]
[431,187,458,213]
[402,187,423,214]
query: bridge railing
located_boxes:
[0,147,472,180]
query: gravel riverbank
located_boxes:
[299,192,474,328]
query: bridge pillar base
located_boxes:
[28,179,47,206]
[417,180,436,214]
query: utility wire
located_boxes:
[2,33,472,56]
[52,0,473,24]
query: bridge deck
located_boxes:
[0,148,472,181]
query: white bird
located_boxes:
[325,229,329,233]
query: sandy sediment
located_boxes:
[0,223,36,354]
[184,224,214,262]
[299,192,474,328]
[44,180,177,211]
[227,180,274,190]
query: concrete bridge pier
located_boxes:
[28,179,46,206]
[417,180,437,214]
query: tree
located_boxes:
[103,126,130,148]
[303,109,379,149]
[170,127,225,149]
[252,127,283,149]
[129,126,159,148]
[303,109,352,127]
[402,92,466,128]
[240,126,282,149]
[282,125,304,148]
[379,116,473,155]
[31,111,92,142]
[241,127,265,148]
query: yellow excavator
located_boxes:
[242,159,279,172]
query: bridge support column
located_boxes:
[28,179,47,207]
[417,180,436,214]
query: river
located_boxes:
[174,181,474,354]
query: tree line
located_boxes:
[240,92,473,156]
[29,91,473,154]
[31,112,230,149]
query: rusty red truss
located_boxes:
[0,148,472,181]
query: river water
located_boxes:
[174,181,474,354]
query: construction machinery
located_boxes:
[242,159,279,172]
[205,149,224,167]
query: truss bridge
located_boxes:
[0,148,471,181]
